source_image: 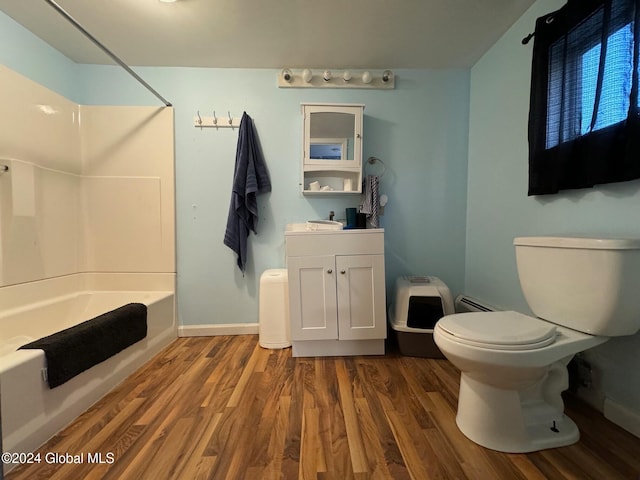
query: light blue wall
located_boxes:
[0,11,78,100]
[79,66,470,326]
[1,10,470,328]
[467,0,640,417]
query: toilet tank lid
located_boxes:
[514,236,640,250]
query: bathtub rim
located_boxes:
[0,288,174,324]
[0,271,176,314]
[0,288,174,358]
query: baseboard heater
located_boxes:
[454,295,497,313]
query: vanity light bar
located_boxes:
[278,68,395,89]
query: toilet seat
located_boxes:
[436,311,557,351]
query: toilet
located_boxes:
[433,236,640,453]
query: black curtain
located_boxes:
[528,0,640,195]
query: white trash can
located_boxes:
[259,269,291,349]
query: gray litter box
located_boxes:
[388,276,455,358]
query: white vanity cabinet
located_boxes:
[285,229,386,357]
[301,103,364,194]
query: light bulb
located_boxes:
[302,69,313,83]
[343,70,352,82]
[382,70,393,83]
[362,71,372,84]
[281,68,293,82]
[323,70,332,82]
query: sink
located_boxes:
[285,221,344,232]
[305,220,343,231]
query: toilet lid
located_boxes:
[437,311,557,351]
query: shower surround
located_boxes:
[0,65,176,471]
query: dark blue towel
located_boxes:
[224,112,271,272]
[20,303,147,388]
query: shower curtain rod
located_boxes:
[43,0,172,107]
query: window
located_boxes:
[579,23,635,136]
[528,0,640,195]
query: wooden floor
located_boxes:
[6,335,640,480]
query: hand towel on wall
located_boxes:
[360,175,380,228]
[224,112,271,273]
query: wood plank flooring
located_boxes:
[6,335,640,479]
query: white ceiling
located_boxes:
[0,0,535,69]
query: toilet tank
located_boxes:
[514,236,640,336]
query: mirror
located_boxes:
[309,112,355,161]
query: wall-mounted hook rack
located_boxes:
[194,110,242,129]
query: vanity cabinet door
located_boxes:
[336,254,387,341]
[287,255,338,341]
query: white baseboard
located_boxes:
[178,323,259,337]
[604,397,640,439]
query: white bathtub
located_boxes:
[0,286,176,473]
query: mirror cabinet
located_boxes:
[301,103,364,194]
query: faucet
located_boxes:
[329,211,335,221]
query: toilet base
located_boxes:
[455,372,579,453]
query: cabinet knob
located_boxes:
[340,270,346,274]
[327,269,333,274]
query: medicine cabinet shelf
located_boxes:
[302,167,361,194]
